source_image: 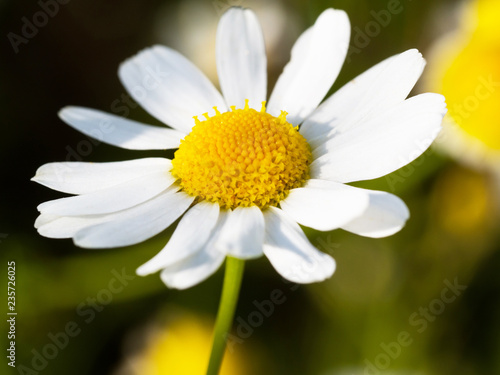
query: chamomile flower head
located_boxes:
[32,7,446,289]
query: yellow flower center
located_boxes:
[171,100,311,209]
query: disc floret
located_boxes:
[171,100,311,209]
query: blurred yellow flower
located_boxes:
[116,311,246,375]
[427,0,500,171]
[431,166,493,237]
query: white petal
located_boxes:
[73,190,194,248]
[32,158,171,195]
[300,49,426,146]
[216,7,266,109]
[119,45,227,133]
[59,107,184,150]
[34,213,59,229]
[279,179,369,231]
[263,207,336,283]
[36,187,190,240]
[340,188,409,238]
[159,247,225,290]
[37,215,110,239]
[159,213,229,289]
[267,9,350,125]
[136,201,220,275]
[37,171,175,216]
[215,206,264,259]
[310,93,447,183]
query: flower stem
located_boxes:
[206,257,245,375]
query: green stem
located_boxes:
[206,257,245,375]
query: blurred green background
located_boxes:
[1,0,499,374]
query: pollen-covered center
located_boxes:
[171,100,312,209]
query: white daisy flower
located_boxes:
[32,7,446,290]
